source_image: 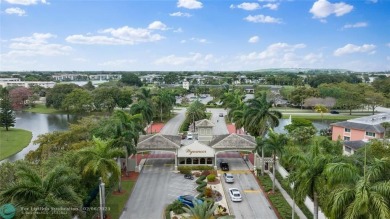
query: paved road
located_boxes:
[160,107,186,135]
[120,158,198,219]
[207,108,229,135]
[220,158,277,219]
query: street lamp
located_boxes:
[99,177,105,219]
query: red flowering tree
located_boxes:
[9,87,33,110]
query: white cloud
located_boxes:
[98,59,136,67]
[169,11,192,17]
[3,33,71,57]
[263,3,279,10]
[333,44,376,56]
[180,40,187,43]
[5,7,26,16]
[369,0,378,3]
[177,0,203,9]
[343,22,368,29]
[148,21,167,30]
[310,0,353,20]
[190,37,209,43]
[236,43,324,68]
[66,26,164,45]
[237,2,260,11]
[73,58,88,62]
[4,0,47,5]
[155,53,213,66]
[244,14,282,24]
[386,43,390,48]
[174,28,183,33]
[248,36,259,43]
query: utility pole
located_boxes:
[99,177,105,219]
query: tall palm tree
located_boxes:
[288,143,330,219]
[244,92,282,175]
[262,129,289,192]
[77,137,124,191]
[183,200,217,219]
[0,165,82,218]
[130,100,153,127]
[186,100,207,131]
[325,157,390,219]
[136,87,152,101]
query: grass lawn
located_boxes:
[24,103,65,114]
[0,128,32,160]
[105,180,136,219]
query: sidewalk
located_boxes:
[268,173,307,219]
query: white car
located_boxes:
[224,173,234,183]
[187,133,193,140]
[228,188,242,202]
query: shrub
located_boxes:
[204,186,213,198]
[207,174,216,182]
[169,200,185,214]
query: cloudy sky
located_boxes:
[1,0,389,71]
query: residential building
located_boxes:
[0,81,56,88]
[330,113,389,155]
[182,80,189,90]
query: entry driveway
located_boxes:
[220,157,277,219]
[120,158,197,219]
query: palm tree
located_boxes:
[325,157,390,219]
[130,100,153,127]
[288,143,330,219]
[244,92,282,175]
[77,137,124,191]
[136,87,152,101]
[152,90,175,122]
[183,200,217,219]
[186,100,207,131]
[381,122,390,141]
[262,129,289,193]
[0,165,82,218]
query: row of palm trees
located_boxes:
[220,89,390,219]
[220,90,282,175]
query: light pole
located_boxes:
[99,177,105,219]
[150,121,153,134]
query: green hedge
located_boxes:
[207,174,216,182]
[258,175,299,219]
[275,172,313,219]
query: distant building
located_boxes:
[89,74,121,81]
[139,74,163,84]
[0,78,20,82]
[0,81,56,88]
[52,74,88,81]
[183,81,190,90]
[330,113,389,155]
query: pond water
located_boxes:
[0,112,78,163]
[274,118,331,134]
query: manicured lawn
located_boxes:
[105,180,136,219]
[0,128,32,160]
[24,104,65,114]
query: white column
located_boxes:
[175,150,178,171]
[253,153,257,176]
[214,151,218,170]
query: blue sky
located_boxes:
[1,0,389,72]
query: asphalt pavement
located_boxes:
[207,108,229,135]
[160,107,186,135]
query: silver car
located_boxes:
[229,188,242,202]
[224,173,234,183]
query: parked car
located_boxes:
[220,162,229,171]
[184,174,194,180]
[219,113,224,117]
[223,173,234,183]
[178,195,203,207]
[330,110,340,114]
[187,132,193,140]
[228,188,242,202]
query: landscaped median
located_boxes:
[257,174,299,219]
[105,172,139,219]
[0,128,32,160]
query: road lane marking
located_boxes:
[243,190,262,193]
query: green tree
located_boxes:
[263,129,289,192]
[365,91,385,115]
[130,100,153,126]
[288,143,330,219]
[0,165,82,218]
[116,88,133,109]
[92,87,120,113]
[83,80,95,91]
[186,100,207,131]
[62,88,93,113]
[164,73,179,84]
[381,122,390,140]
[289,86,319,109]
[0,88,15,131]
[314,104,328,122]
[244,93,282,175]
[46,84,80,109]
[325,158,390,219]
[120,73,142,86]
[77,137,124,191]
